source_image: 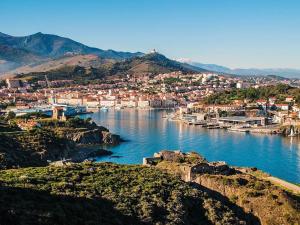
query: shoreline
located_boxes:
[144,150,300,195]
[168,116,294,136]
[82,110,300,184]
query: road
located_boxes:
[267,176,300,194]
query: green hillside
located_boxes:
[0,163,252,225]
[16,53,205,84]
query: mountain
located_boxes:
[0,44,47,73]
[0,44,46,64]
[0,32,144,74]
[0,32,143,59]
[186,62,232,74]
[177,59,300,78]
[3,54,109,75]
[230,68,300,78]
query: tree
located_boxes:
[6,111,16,120]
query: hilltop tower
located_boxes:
[150,49,157,54]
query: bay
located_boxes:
[81,109,300,183]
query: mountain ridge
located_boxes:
[0,32,144,59]
[0,32,144,74]
[177,59,300,78]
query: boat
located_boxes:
[115,105,124,110]
[228,126,250,133]
[100,106,109,111]
[288,126,296,137]
[163,113,175,120]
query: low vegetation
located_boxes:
[15,53,201,85]
[0,127,74,169]
[0,116,112,169]
[0,163,248,225]
[156,159,300,225]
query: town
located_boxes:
[1,70,300,135]
[1,1,300,224]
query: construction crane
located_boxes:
[44,75,54,103]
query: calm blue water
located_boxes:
[81,109,300,183]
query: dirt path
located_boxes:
[267,176,300,194]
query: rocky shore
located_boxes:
[64,128,120,145]
[0,117,121,169]
[71,146,113,163]
[144,150,300,225]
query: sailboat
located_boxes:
[288,126,296,137]
[100,106,109,111]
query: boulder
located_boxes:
[101,131,120,145]
[70,129,102,144]
[66,128,120,145]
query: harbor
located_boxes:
[80,109,300,184]
[165,111,283,135]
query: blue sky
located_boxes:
[0,0,300,69]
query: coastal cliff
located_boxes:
[39,117,120,145]
[58,128,120,145]
[0,128,75,169]
[194,174,300,225]
[150,150,300,225]
[0,117,120,169]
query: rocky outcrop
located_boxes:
[153,151,300,225]
[101,131,120,145]
[71,148,113,163]
[194,174,300,225]
[68,129,102,144]
[64,128,120,145]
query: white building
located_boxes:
[138,100,150,108]
[120,100,137,108]
[100,100,115,107]
[236,82,243,89]
[85,100,100,108]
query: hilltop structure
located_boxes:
[143,150,234,181]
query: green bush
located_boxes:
[0,163,246,225]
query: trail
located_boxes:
[267,176,300,194]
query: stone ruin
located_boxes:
[143,150,235,182]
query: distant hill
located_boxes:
[0,44,47,73]
[178,61,232,74]
[15,52,206,82]
[4,54,109,75]
[0,44,45,63]
[0,32,143,59]
[177,59,300,78]
[0,32,144,74]
[107,52,206,77]
[230,68,300,78]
